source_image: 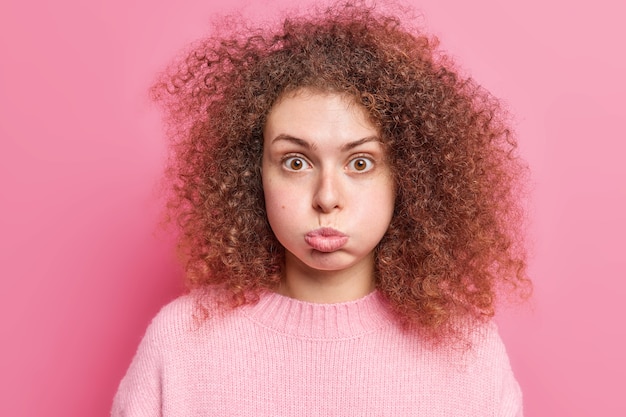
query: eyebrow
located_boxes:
[340,135,380,151]
[271,134,313,149]
[271,134,381,151]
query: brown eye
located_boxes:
[284,157,310,171]
[350,157,372,172]
[290,159,302,170]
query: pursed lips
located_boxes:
[304,227,348,252]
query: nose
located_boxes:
[312,170,342,213]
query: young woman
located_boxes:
[113,2,530,415]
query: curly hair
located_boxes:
[152,0,530,341]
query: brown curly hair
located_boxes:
[152,0,530,340]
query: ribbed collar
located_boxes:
[241,290,395,340]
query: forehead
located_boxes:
[263,89,378,145]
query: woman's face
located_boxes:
[261,89,395,288]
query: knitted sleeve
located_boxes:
[111,317,164,417]
[489,323,524,417]
[496,359,523,417]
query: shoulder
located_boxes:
[139,290,221,351]
[422,320,520,395]
[142,288,252,349]
[411,319,523,416]
[469,320,510,355]
[144,293,196,336]
[442,319,516,374]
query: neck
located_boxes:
[278,252,376,303]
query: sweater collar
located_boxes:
[241,290,395,340]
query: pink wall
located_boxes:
[1,0,624,415]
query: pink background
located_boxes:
[1,0,624,415]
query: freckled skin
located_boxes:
[262,90,395,303]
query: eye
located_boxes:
[349,157,373,172]
[283,156,310,171]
